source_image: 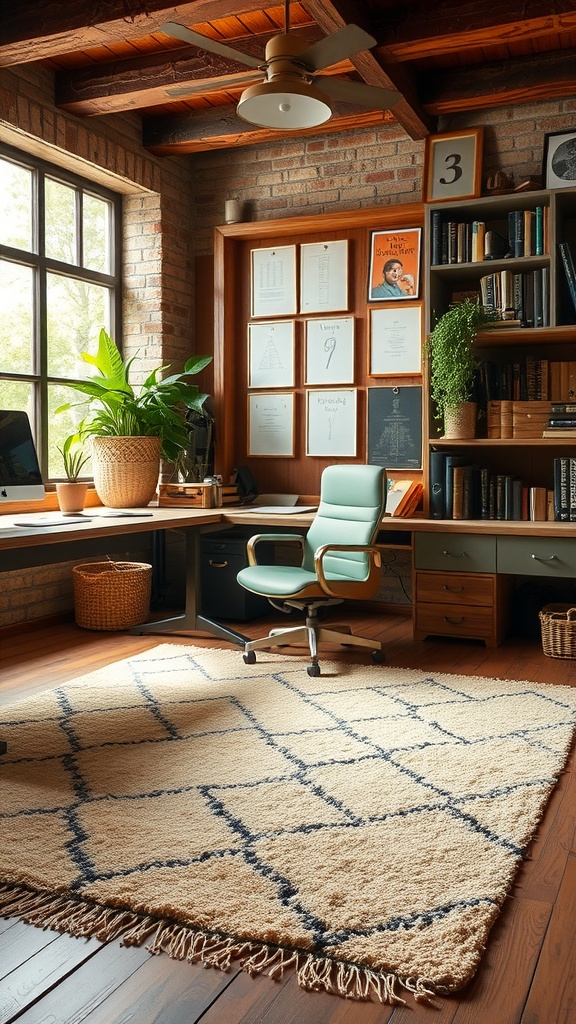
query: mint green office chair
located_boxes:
[237,464,387,676]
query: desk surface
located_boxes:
[2,506,576,553]
[0,507,223,551]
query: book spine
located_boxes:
[535,206,544,256]
[558,241,576,314]
[431,210,442,265]
[513,210,524,257]
[429,451,446,519]
[571,458,576,522]
[553,457,569,521]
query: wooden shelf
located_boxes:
[431,437,576,447]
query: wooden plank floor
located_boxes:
[1,609,576,1024]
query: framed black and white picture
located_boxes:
[423,128,484,203]
[248,320,295,388]
[306,388,357,457]
[305,316,355,385]
[543,130,576,189]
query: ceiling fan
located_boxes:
[160,2,399,130]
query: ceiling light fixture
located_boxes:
[236,33,331,130]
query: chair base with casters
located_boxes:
[242,597,384,677]
[237,464,388,676]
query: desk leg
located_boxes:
[130,528,248,647]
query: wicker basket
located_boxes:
[73,560,152,631]
[539,603,576,659]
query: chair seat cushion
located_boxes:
[237,563,348,599]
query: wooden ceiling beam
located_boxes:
[301,0,434,140]
[143,103,396,154]
[0,0,265,66]
[373,2,576,61]
[424,49,576,113]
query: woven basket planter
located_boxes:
[539,603,576,659]
[92,435,161,508]
[73,561,152,631]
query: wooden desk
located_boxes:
[0,507,248,647]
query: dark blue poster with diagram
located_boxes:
[367,385,422,469]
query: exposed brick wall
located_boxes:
[2,59,576,626]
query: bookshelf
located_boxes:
[424,186,576,518]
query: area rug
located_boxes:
[1,645,576,1007]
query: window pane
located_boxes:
[48,383,92,479]
[0,260,34,373]
[45,178,77,264]
[0,158,33,251]
[0,382,36,431]
[46,273,110,377]
[84,194,111,273]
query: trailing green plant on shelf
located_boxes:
[57,429,90,482]
[56,329,212,464]
[426,298,498,429]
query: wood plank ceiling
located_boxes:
[2,1,576,154]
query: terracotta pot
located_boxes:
[56,481,88,514]
[443,402,477,440]
[92,436,161,508]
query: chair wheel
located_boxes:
[307,664,321,677]
[372,650,385,664]
[243,651,257,665]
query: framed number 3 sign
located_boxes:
[423,128,484,203]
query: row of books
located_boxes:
[486,399,551,439]
[430,207,548,265]
[476,358,576,404]
[479,267,548,326]
[430,451,556,521]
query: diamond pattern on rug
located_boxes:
[1,644,576,1005]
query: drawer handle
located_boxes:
[531,554,558,562]
[208,560,229,568]
[443,616,464,624]
[443,585,464,593]
[442,550,466,558]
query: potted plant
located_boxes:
[426,298,497,438]
[57,329,212,507]
[55,430,90,514]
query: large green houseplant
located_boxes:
[426,298,497,438]
[58,329,212,507]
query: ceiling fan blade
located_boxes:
[316,75,400,110]
[160,22,262,69]
[300,25,376,72]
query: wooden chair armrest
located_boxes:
[247,533,305,566]
[314,544,382,598]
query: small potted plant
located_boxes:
[56,430,90,514]
[57,329,212,507]
[426,298,497,438]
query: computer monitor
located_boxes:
[0,410,46,502]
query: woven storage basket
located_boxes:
[92,436,161,508]
[73,561,152,631]
[539,603,576,659]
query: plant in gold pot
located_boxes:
[55,430,90,514]
[57,329,212,507]
[426,298,497,439]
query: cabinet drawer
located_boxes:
[497,536,576,577]
[414,533,496,573]
[415,603,495,640]
[415,571,494,606]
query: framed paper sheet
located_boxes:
[306,388,357,457]
[368,229,421,302]
[248,392,295,457]
[367,386,422,470]
[305,316,355,385]
[248,320,295,388]
[300,239,348,313]
[251,245,297,318]
[369,305,421,375]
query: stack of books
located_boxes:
[542,402,576,438]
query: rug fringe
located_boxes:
[0,882,438,1007]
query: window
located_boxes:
[0,144,121,481]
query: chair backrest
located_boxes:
[302,465,387,580]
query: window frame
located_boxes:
[0,142,122,481]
